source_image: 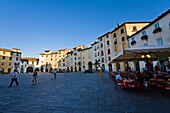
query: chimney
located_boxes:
[117,23,120,27]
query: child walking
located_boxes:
[32,71,37,85]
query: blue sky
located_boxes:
[0,0,169,58]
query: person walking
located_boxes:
[53,69,57,79]
[9,69,19,87]
[100,67,103,77]
[32,71,37,85]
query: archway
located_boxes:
[35,68,39,72]
[46,68,48,72]
[88,61,92,71]
[67,67,69,72]
[79,66,81,71]
[116,63,120,71]
[71,67,73,72]
[75,67,77,72]
[8,68,11,73]
[102,64,105,71]
[50,68,53,72]
[108,64,112,71]
[27,67,33,73]
[0,68,4,74]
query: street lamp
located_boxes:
[146,54,151,58]
[141,55,145,58]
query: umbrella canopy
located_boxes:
[109,45,170,64]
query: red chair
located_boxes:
[117,80,124,86]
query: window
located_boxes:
[144,43,148,46]
[75,57,76,60]
[75,62,76,65]
[102,58,104,62]
[155,23,160,28]
[120,28,124,34]
[101,43,103,48]
[63,63,65,66]
[108,49,110,54]
[32,61,34,64]
[46,55,48,57]
[17,53,18,56]
[21,65,23,67]
[107,41,109,45]
[2,63,4,66]
[51,55,52,57]
[42,55,43,57]
[9,63,11,66]
[3,52,5,54]
[41,61,43,63]
[16,57,18,61]
[142,31,146,36]
[83,61,85,65]
[114,33,116,38]
[106,35,109,38]
[95,46,96,50]
[2,56,5,60]
[10,52,12,55]
[114,41,117,45]
[157,38,163,45]
[89,54,90,58]
[132,37,135,41]
[108,56,111,61]
[133,26,137,31]
[88,49,90,52]
[122,37,125,42]
[63,59,65,62]
[71,58,73,61]
[101,51,104,56]
[98,52,99,56]
[100,38,102,41]
[74,53,77,56]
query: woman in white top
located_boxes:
[8,69,19,87]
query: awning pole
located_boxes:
[146,56,150,77]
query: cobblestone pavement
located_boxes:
[0,72,170,113]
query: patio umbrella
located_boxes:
[109,45,170,74]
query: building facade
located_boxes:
[0,48,14,73]
[81,47,93,71]
[20,57,39,73]
[66,45,86,72]
[128,9,170,71]
[39,49,71,72]
[98,22,151,72]
[12,48,22,71]
[91,41,100,70]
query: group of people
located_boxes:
[8,69,58,87]
[8,69,38,87]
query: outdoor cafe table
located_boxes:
[123,79,135,88]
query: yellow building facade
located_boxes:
[0,48,14,73]
[81,47,93,71]
[111,22,151,71]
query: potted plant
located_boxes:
[131,40,136,46]
[141,35,148,41]
[153,27,162,34]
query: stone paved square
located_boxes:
[0,72,170,113]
